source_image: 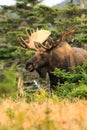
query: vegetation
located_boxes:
[0,98,87,130]
[53,61,87,99]
[0,0,87,129]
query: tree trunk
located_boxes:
[70,0,73,3]
[78,0,85,18]
[79,0,85,9]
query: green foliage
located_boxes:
[68,84,87,99]
[0,66,18,97]
[6,31,19,45]
[53,61,87,99]
[77,34,87,44]
[36,114,58,130]
[16,0,43,7]
[6,107,15,119]
[25,88,49,103]
[11,47,35,61]
[0,46,16,59]
[25,88,60,104]
[0,126,8,130]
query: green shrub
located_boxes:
[53,61,87,99]
[25,88,49,103]
[68,84,87,99]
[0,66,18,97]
[6,107,15,119]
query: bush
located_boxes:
[68,84,87,99]
[53,61,87,99]
[0,66,18,97]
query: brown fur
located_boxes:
[25,42,87,89]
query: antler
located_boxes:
[39,29,75,51]
[18,28,51,51]
[18,28,74,51]
[51,29,75,48]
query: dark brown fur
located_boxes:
[25,42,87,89]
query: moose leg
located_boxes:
[49,73,58,90]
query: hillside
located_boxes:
[56,0,87,8]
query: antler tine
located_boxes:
[20,37,30,49]
[18,36,37,51]
[62,29,75,41]
[42,34,62,51]
[44,29,75,51]
[36,27,39,31]
[36,37,55,51]
[48,37,55,47]
[32,28,35,33]
[36,42,48,50]
[50,29,75,49]
[45,41,51,48]
[34,37,54,50]
[18,37,26,48]
[26,29,29,38]
[25,29,30,44]
[56,33,63,46]
[29,28,35,35]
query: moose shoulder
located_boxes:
[18,29,87,90]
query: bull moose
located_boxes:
[18,29,87,90]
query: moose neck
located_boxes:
[47,42,73,72]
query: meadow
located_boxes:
[0,97,87,130]
[0,64,87,130]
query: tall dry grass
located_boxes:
[0,99,87,130]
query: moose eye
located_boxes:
[40,54,45,59]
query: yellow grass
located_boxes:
[0,99,87,130]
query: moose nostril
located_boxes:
[28,64,33,70]
[25,62,34,72]
[25,63,30,70]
